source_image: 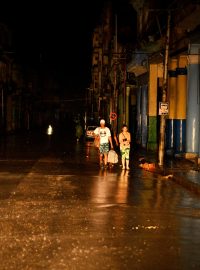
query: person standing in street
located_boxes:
[75,122,83,142]
[119,124,131,170]
[94,119,113,168]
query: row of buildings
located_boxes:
[0,23,72,135]
[87,0,200,161]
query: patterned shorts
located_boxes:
[99,143,110,154]
[120,147,130,160]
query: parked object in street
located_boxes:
[139,162,156,171]
[138,157,173,179]
[138,157,156,171]
[85,126,97,139]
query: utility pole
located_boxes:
[158,11,171,166]
[113,14,118,131]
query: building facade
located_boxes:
[88,0,200,162]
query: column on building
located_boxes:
[6,96,13,132]
[136,86,142,144]
[147,64,158,151]
[174,55,187,154]
[118,93,124,134]
[166,58,177,155]
[141,85,148,148]
[129,90,137,136]
[125,86,130,127]
[186,44,200,159]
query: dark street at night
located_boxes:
[0,132,200,270]
[1,0,200,269]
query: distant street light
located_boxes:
[47,125,53,135]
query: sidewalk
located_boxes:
[135,148,200,196]
[165,157,200,196]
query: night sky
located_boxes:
[0,0,134,94]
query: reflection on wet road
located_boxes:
[0,136,200,269]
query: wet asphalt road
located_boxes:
[0,132,200,270]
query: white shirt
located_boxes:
[94,127,111,144]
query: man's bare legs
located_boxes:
[104,153,108,166]
[99,153,108,167]
[99,153,103,166]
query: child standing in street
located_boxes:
[119,124,131,170]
